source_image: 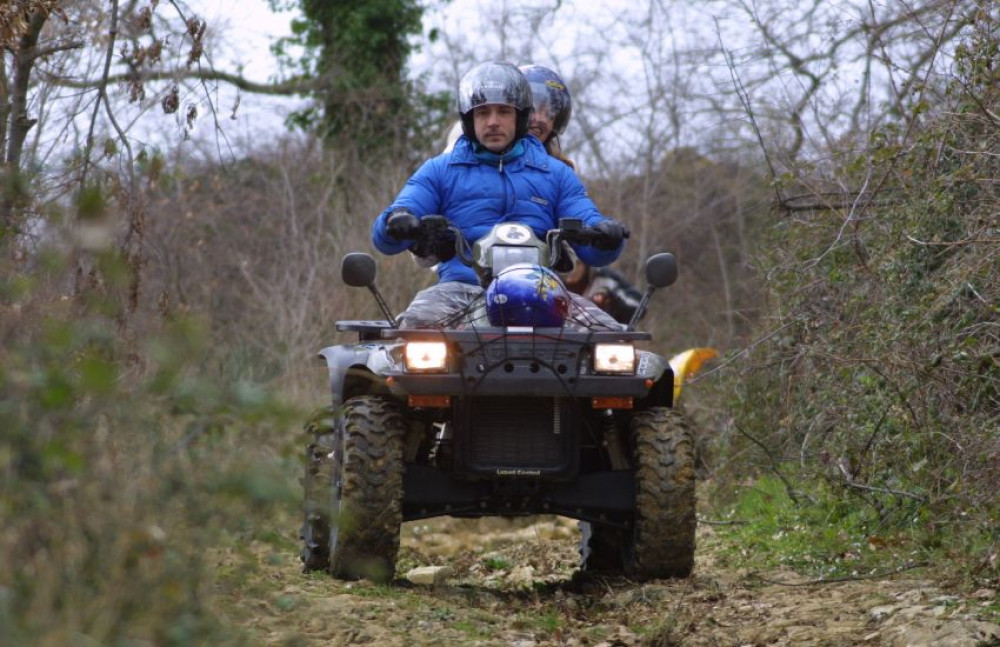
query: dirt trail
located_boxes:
[222,517,1000,646]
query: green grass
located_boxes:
[342,582,406,600]
[980,601,1000,623]
[532,609,563,633]
[453,618,495,639]
[483,555,512,571]
[710,476,928,579]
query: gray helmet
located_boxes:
[457,60,533,145]
[520,65,573,138]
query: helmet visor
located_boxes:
[527,79,571,135]
[458,62,533,115]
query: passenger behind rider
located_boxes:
[520,64,644,325]
[520,64,575,169]
[372,60,629,330]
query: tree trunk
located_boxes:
[2,10,47,234]
[1,53,9,164]
[6,10,46,169]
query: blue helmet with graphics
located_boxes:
[485,263,570,327]
[519,65,573,139]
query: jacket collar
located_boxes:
[473,139,526,165]
[450,135,551,172]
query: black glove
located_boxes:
[431,230,456,262]
[386,209,421,241]
[592,219,630,250]
[411,229,456,263]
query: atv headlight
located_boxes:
[404,341,449,372]
[593,344,636,374]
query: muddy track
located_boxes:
[220,517,1000,646]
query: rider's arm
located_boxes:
[551,165,625,267]
[372,158,445,255]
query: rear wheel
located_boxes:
[626,407,696,579]
[300,396,405,582]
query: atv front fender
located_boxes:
[318,343,401,407]
[635,350,674,407]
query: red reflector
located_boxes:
[591,396,633,409]
[408,395,451,408]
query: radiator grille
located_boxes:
[467,397,564,468]
[471,343,578,365]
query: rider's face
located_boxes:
[473,104,517,153]
[528,105,554,143]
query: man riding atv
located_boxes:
[440,61,643,326]
[372,59,630,331]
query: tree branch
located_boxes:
[843,480,926,502]
[80,0,124,190]
[48,67,323,97]
[1,45,9,164]
[20,39,86,64]
[718,28,782,208]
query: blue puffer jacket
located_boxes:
[372,135,623,285]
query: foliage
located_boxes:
[268,0,450,155]
[0,251,303,644]
[711,5,1000,585]
[711,477,931,579]
[1,2,208,215]
[141,139,435,393]
[589,148,770,352]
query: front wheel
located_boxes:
[626,407,696,579]
[300,396,405,582]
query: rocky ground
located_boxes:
[217,516,1000,646]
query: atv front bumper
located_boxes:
[385,327,672,403]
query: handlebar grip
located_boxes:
[560,225,601,244]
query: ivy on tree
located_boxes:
[269,0,429,152]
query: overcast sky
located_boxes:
[172,0,892,175]
[184,0,726,168]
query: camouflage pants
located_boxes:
[398,281,624,331]
[397,282,486,328]
[566,292,627,331]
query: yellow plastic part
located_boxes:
[668,347,718,401]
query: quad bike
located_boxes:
[301,216,706,583]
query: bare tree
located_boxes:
[0,0,326,352]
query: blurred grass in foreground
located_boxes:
[0,252,304,646]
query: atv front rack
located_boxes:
[385,326,652,343]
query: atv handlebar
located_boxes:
[554,217,630,247]
[400,215,626,274]
[546,218,630,270]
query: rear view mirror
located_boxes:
[645,253,678,288]
[342,253,376,288]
